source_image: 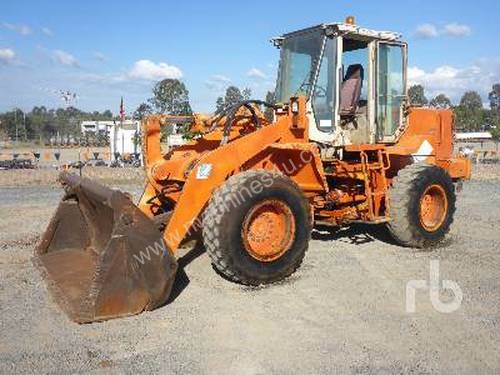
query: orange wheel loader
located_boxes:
[34,18,471,323]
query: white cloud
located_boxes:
[3,22,32,36]
[205,74,231,90]
[247,67,267,79]
[443,23,471,37]
[0,48,15,64]
[408,59,500,103]
[53,49,80,67]
[414,22,471,39]
[76,60,183,85]
[127,59,182,81]
[415,24,439,39]
[41,27,54,37]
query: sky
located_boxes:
[0,0,499,115]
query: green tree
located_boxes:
[264,90,275,122]
[454,91,483,131]
[224,86,244,108]
[30,106,50,144]
[481,109,499,132]
[408,84,428,106]
[133,103,153,120]
[101,110,113,119]
[488,83,500,115]
[242,88,252,101]
[0,109,29,142]
[429,94,452,109]
[215,96,225,112]
[149,79,192,115]
[0,106,121,144]
[48,106,89,144]
[215,86,252,112]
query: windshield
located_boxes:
[275,30,325,103]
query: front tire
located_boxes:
[387,163,456,248]
[202,171,311,285]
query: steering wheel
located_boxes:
[313,85,327,98]
[217,100,277,145]
[296,82,312,95]
[297,82,327,98]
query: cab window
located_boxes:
[312,37,337,130]
[377,43,406,138]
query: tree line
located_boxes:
[133,80,500,139]
[0,106,115,145]
[0,79,262,145]
[408,84,500,137]
[131,80,255,120]
[1,78,499,145]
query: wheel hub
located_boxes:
[242,199,295,262]
[419,184,448,232]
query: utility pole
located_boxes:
[113,120,118,161]
[23,111,27,142]
[59,90,77,168]
[14,108,18,158]
[114,96,125,164]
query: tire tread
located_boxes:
[202,170,310,285]
[387,163,456,248]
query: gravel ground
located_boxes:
[0,173,499,374]
[0,162,498,188]
[0,166,145,187]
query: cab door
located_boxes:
[376,41,408,142]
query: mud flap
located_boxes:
[34,172,177,323]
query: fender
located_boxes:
[162,117,293,251]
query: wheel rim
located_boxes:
[419,184,448,232]
[241,199,296,262]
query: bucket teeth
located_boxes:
[34,173,177,323]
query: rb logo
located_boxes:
[406,259,463,313]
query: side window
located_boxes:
[377,43,405,138]
[312,37,337,131]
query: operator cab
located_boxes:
[272,17,407,146]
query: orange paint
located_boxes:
[138,97,470,253]
[419,184,448,232]
[241,199,296,262]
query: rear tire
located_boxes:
[202,171,311,285]
[387,163,456,248]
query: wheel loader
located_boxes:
[35,18,471,323]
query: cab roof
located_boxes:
[272,22,402,46]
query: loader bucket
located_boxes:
[34,172,177,323]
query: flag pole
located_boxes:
[119,97,124,162]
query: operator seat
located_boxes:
[339,64,364,116]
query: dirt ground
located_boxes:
[0,163,499,187]
[0,166,145,187]
[0,167,499,374]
